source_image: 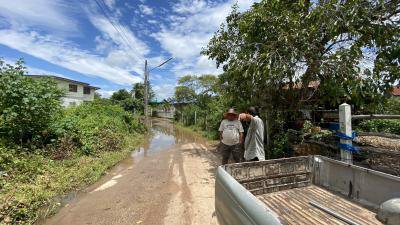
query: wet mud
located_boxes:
[41,119,219,225]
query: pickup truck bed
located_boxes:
[258,185,380,225]
[216,156,400,225]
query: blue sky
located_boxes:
[0,0,258,100]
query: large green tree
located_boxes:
[203,0,399,112]
[174,75,219,104]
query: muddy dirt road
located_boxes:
[43,119,220,225]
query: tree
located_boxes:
[94,92,101,99]
[111,89,136,112]
[0,59,63,145]
[174,75,219,104]
[174,74,225,136]
[110,89,131,102]
[132,82,155,102]
[110,82,155,114]
[175,85,196,103]
[203,0,399,112]
[202,0,399,157]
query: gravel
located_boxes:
[357,136,400,151]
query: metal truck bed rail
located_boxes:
[215,155,400,225]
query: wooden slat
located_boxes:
[297,187,374,225]
[306,187,381,225]
[257,185,382,225]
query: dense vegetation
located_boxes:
[175,0,399,158]
[0,60,63,147]
[204,0,399,112]
[358,119,400,135]
[110,82,155,114]
[0,59,146,224]
[173,75,225,139]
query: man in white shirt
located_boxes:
[239,107,265,161]
[218,108,244,165]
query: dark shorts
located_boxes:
[219,142,243,165]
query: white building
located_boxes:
[29,75,100,107]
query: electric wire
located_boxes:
[94,0,145,62]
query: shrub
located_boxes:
[49,135,77,160]
[357,119,400,135]
[378,98,400,114]
[0,60,63,146]
[51,100,145,156]
[270,133,293,159]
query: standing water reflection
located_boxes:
[131,119,206,161]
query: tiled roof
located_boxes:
[283,81,320,90]
[27,75,100,90]
[392,86,400,96]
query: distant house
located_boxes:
[29,75,100,107]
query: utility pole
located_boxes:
[142,57,173,120]
[144,60,149,118]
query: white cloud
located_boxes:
[2,57,71,79]
[27,67,71,79]
[87,11,149,57]
[153,32,208,59]
[0,0,79,34]
[0,29,141,85]
[103,0,116,9]
[86,6,151,75]
[153,84,176,100]
[0,0,145,85]
[97,89,116,98]
[153,0,259,77]
[172,0,207,14]
[0,0,154,85]
[147,19,158,24]
[94,35,114,53]
[0,0,259,93]
[139,4,154,15]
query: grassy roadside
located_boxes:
[174,122,218,141]
[0,134,145,224]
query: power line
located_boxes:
[95,0,140,55]
[94,0,145,62]
[149,57,173,71]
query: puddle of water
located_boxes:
[131,129,175,158]
[130,119,206,161]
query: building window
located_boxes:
[83,86,91,94]
[69,84,77,92]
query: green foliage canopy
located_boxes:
[174,74,219,104]
[52,99,145,156]
[174,74,226,138]
[203,0,400,111]
[110,82,155,114]
[0,59,63,145]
